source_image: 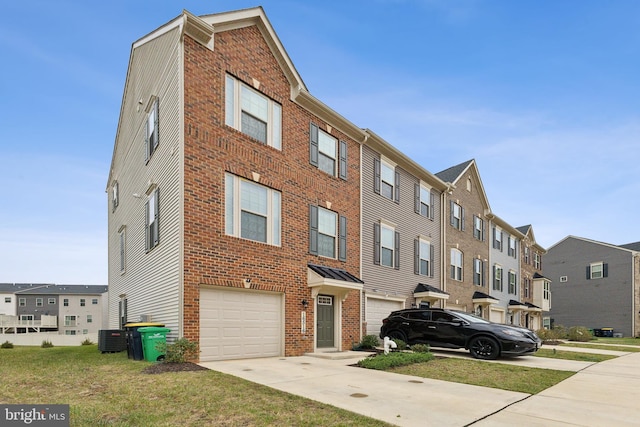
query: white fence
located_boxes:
[0,331,99,346]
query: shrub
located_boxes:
[81,338,94,346]
[41,340,54,348]
[158,338,199,363]
[357,351,434,370]
[1,340,14,349]
[410,343,430,353]
[391,338,407,351]
[536,325,567,342]
[359,335,380,349]
[567,326,593,342]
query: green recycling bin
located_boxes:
[138,326,171,362]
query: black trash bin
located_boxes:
[601,328,614,337]
[593,328,603,337]
[124,322,165,360]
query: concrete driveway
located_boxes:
[200,346,640,427]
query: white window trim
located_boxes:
[451,249,463,281]
[380,223,396,268]
[225,74,282,150]
[418,238,431,276]
[317,129,337,176]
[317,206,338,259]
[590,262,603,279]
[225,173,281,246]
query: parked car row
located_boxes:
[380,308,542,360]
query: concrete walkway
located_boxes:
[200,348,640,427]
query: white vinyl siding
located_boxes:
[107,26,182,335]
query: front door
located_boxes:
[316,295,334,348]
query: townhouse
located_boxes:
[360,131,448,336]
[107,7,549,361]
[517,225,549,330]
[107,8,367,361]
[544,236,640,337]
[0,283,108,335]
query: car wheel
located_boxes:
[469,336,500,360]
[387,330,407,343]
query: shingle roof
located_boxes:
[435,159,474,183]
[307,264,363,284]
[619,241,640,251]
[414,283,449,295]
[533,272,551,280]
[516,225,531,235]
[472,291,498,300]
[508,299,527,306]
[0,283,108,295]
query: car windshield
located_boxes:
[451,311,491,324]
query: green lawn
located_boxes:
[534,348,617,362]
[388,357,574,394]
[0,345,391,427]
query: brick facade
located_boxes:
[443,171,490,309]
[181,28,361,356]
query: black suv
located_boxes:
[380,308,541,360]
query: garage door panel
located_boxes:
[200,288,283,361]
[366,298,403,337]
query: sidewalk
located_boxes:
[200,350,640,427]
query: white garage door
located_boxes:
[490,309,504,324]
[366,298,403,337]
[200,287,283,361]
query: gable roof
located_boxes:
[435,159,474,184]
[548,235,640,254]
[436,159,491,212]
[108,7,368,190]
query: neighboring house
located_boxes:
[544,236,640,337]
[360,130,448,337]
[0,284,108,334]
[107,8,366,361]
[435,160,492,312]
[517,225,549,330]
[486,215,522,324]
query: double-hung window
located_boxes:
[493,265,503,291]
[587,262,608,279]
[450,201,464,230]
[415,184,435,219]
[473,215,484,240]
[309,206,347,260]
[112,181,119,212]
[119,227,126,273]
[508,271,517,294]
[80,299,86,307]
[145,98,159,161]
[415,238,433,276]
[225,173,281,246]
[374,157,399,203]
[450,249,463,281]
[145,189,160,252]
[374,222,399,269]
[225,74,282,149]
[508,236,517,257]
[19,298,25,307]
[36,298,43,307]
[493,227,503,251]
[309,123,347,179]
[534,252,541,269]
[65,315,77,327]
[473,258,485,286]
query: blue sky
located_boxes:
[1,1,638,285]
